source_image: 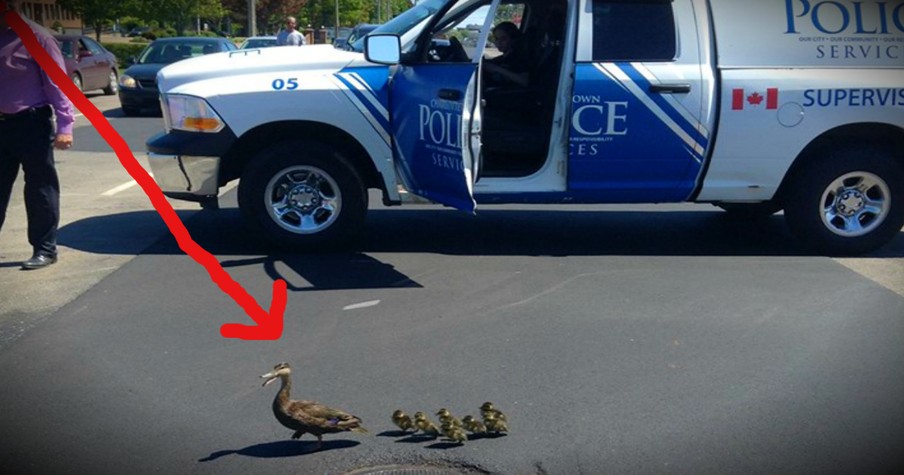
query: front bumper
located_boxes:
[148,153,221,199]
[146,128,237,201]
[118,87,161,109]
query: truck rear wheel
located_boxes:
[784,146,903,256]
[238,140,367,250]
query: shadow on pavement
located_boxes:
[57,206,904,258]
[54,206,904,293]
[198,439,359,461]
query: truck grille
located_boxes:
[137,78,157,89]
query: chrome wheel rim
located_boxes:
[820,171,890,237]
[264,165,341,235]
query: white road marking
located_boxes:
[101,180,138,196]
[101,177,236,197]
[343,300,381,311]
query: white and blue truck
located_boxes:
[147,0,904,255]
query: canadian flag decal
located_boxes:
[732,88,778,110]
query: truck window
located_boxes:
[591,0,676,62]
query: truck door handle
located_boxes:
[650,84,691,94]
[438,89,462,101]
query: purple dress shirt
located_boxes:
[0,19,74,135]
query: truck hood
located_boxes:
[157,45,361,93]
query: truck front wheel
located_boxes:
[784,146,903,255]
[238,140,367,250]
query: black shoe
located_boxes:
[21,254,57,270]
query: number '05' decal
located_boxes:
[272,78,299,90]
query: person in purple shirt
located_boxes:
[0,0,74,269]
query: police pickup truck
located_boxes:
[147,0,904,255]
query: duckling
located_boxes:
[435,408,463,428]
[480,401,508,422]
[391,409,416,433]
[413,411,440,437]
[483,412,509,434]
[461,415,487,434]
[441,420,468,444]
[260,362,367,450]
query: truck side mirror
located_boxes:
[364,34,400,65]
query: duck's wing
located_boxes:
[286,400,367,432]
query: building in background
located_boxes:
[18,1,82,34]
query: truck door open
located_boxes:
[389,0,499,213]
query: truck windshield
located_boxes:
[350,0,449,52]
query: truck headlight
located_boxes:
[163,95,225,133]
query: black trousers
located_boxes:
[0,106,59,257]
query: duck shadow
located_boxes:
[425,441,466,449]
[198,439,359,461]
[377,430,441,443]
[377,430,507,446]
[377,430,415,437]
[468,432,507,440]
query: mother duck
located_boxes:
[260,362,367,449]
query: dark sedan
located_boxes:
[55,35,119,95]
[118,37,237,116]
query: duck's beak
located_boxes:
[260,372,278,387]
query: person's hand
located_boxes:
[53,133,73,150]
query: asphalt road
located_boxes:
[1,94,903,474]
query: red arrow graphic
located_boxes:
[3,5,287,340]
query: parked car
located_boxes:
[118,37,237,116]
[54,35,119,95]
[332,36,349,49]
[125,26,150,37]
[341,23,381,51]
[239,36,278,49]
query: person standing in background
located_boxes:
[0,0,75,270]
[276,16,306,46]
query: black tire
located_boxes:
[238,140,367,250]
[784,145,904,256]
[102,70,118,95]
[715,201,783,219]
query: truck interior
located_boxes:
[480,0,567,178]
[422,0,568,179]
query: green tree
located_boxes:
[371,0,411,23]
[221,0,307,36]
[301,0,369,31]
[58,0,127,41]
[135,0,229,36]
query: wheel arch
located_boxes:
[70,71,83,87]
[220,120,386,197]
[775,122,904,204]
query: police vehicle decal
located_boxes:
[598,62,709,161]
[389,64,478,213]
[629,62,712,146]
[332,67,392,147]
[569,62,706,202]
